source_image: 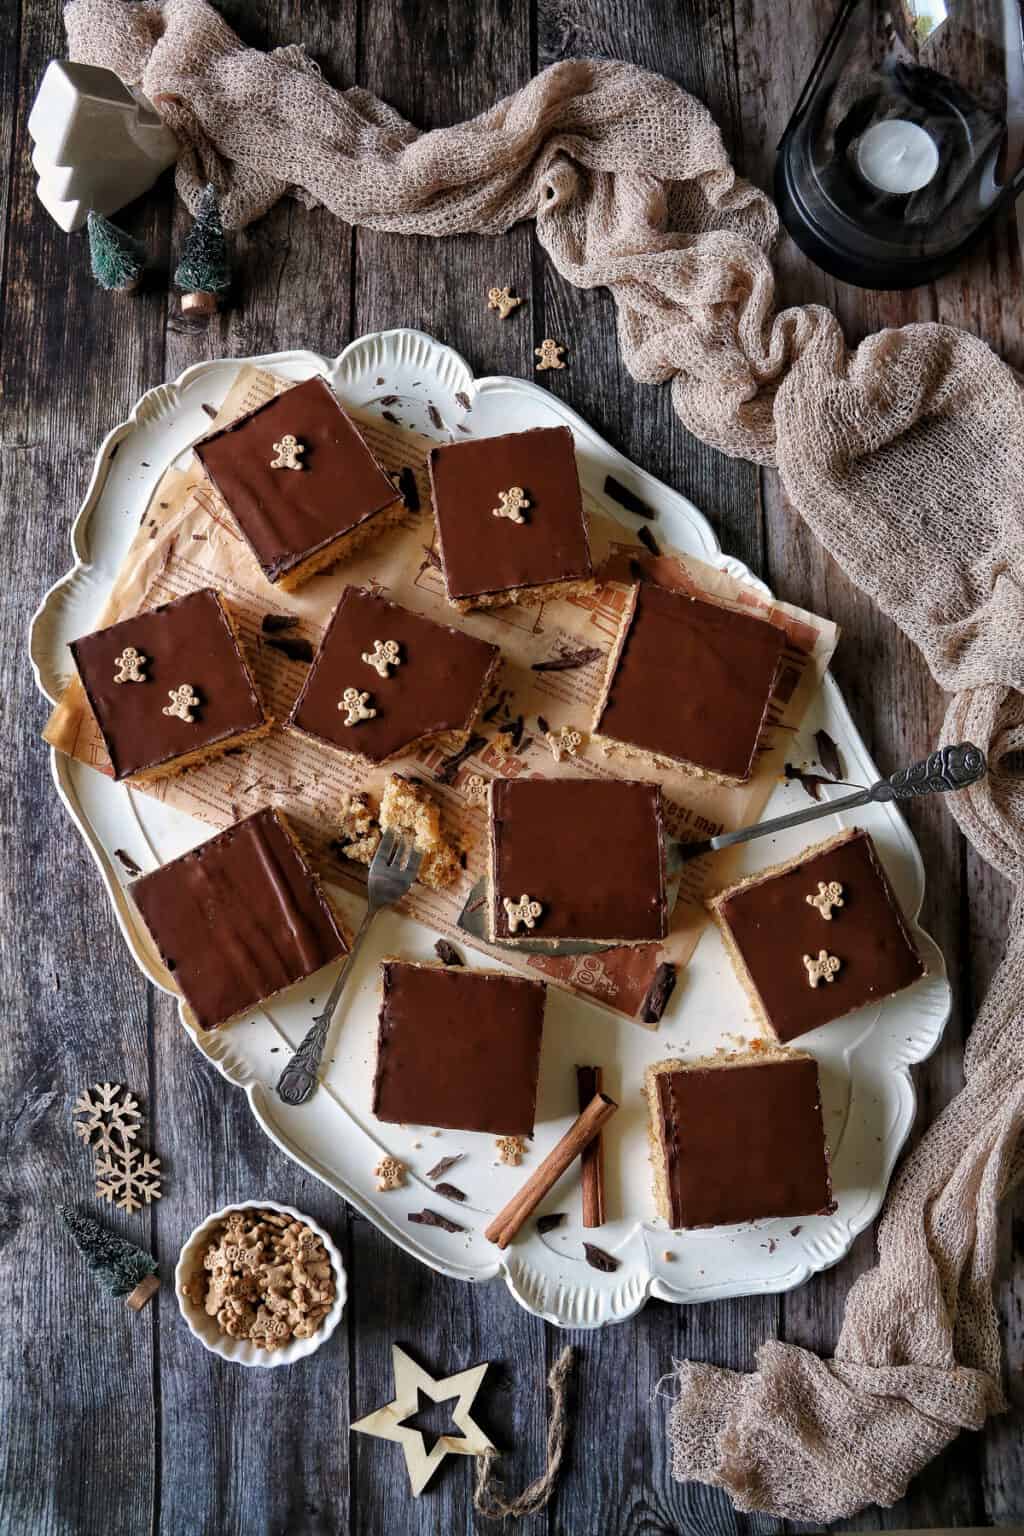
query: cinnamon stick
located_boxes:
[485,1093,618,1249]
[576,1066,606,1228]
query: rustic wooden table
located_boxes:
[2,2,1021,1531]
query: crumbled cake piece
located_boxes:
[380,774,462,890]
[336,790,382,865]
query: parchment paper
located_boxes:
[45,365,837,1022]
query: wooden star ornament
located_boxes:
[351,1345,493,1496]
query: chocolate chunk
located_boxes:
[426,1153,464,1181]
[397,466,420,513]
[427,403,444,431]
[436,733,486,785]
[455,391,472,412]
[434,939,464,967]
[381,410,399,425]
[114,848,142,878]
[433,1182,467,1202]
[640,962,677,1023]
[378,394,400,405]
[531,645,603,673]
[261,613,300,634]
[784,764,836,802]
[815,728,843,781]
[583,1242,619,1272]
[201,402,217,419]
[636,524,661,558]
[407,1209,465,1234]
[604,473,655,518]
[536,1213,566,1234]
[264,634,314,663]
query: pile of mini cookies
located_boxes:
[181,1206,337,1352]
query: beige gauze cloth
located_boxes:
[65,0,1024,1520]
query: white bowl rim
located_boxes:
[174,1198,347,1369]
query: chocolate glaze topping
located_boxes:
[195,377,401,581]
[70,587,266,780]
[131,807,348,1030]
[428,425,592,600]
[288,585,500,762]
[596,582,787,780]
[655,1055,832,1228]
[490,778,667,941]
[717,828,925,1042]
[372,961,545,1135]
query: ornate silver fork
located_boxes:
[276,828,423,1106]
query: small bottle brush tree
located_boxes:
[87,211,146,292]
[174,183,231,315]
[59,1204,159,1311]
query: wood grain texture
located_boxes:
[1,0,1021,1531]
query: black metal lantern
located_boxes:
[776,0,1024,288]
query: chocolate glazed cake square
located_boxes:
[130,807,349,1031]
[69,587,270,782]
[427,424,593,608]
[194,376,404,590]
[287,585,501,765]
[487,777,668,944]
[372,960,546,1136]
[593,581,787,783]
[708,827,925,1043]
[644,1048,833,1228]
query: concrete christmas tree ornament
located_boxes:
[28,61,178,233]
[87,212,146,292]
[58,1204,160,1311]
[174,184,231,315]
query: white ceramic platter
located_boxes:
[30,329,951,1329]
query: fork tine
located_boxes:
[374,827,398,865]
[401,841,423,874]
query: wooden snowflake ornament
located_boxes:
[351,1345,493,1496]
[72,1083,142,1154]
[72,1083,163,1213]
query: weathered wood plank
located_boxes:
[0,4,160,1534]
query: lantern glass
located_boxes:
[776,0,1024,287]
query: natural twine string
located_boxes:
[63,0,1024,1521]
[472,1346,575,1520]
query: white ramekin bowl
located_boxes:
[175,1199,347,1368]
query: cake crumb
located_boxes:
[661,1249,674,1262]
[380,774,462,890]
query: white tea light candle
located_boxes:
[856,120,940,194]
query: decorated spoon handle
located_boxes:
[875,742,987,801]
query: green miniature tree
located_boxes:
[86,211,146,292]
[174,183,231,314]
[58,1204,159,1310]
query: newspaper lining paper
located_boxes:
[45,365,837,1024]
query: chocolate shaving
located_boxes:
[508,714,524,751]
[434,939,464,967]
[381,410,399,426]
[636,524,661,558]
[640,962,677,1023]
[815,728,843,781]
[397,465,420,512]
[783,764,856,802]
[427,403,444,431]
[433,1182,467,1202]
[408,1209,465,1234]
[583,1242,619,1272]
[261,613,299,634]
[536,1213,566,1234]
[482,689,511,723]
[531,645,603,674]
[264,634,314,664]
[455,391,472,412]
[456,423,472,434]
[421,544,442,570]
[201,402,217,419]
[113,848,142,878]
[604,473,655,519]
[375,376,385,385]
[436,734,485,785]
[426,1153,464,1181]
[536,714,550,735]
[789,1225,803,1237]
[378,394,399,405]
